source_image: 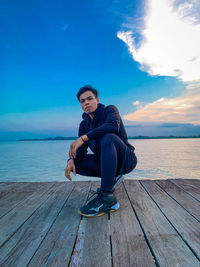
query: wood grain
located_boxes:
[125,180,199,266]
[141,180,200,260]
[110,182,155,267]
[70,181,112,267]
[0,182,55,247]
[0,182,74,266]
[28,181,91,267]
[0,180,199,267]
[156,180,200,221]
[170,179,200,201]
[0,182,54,219]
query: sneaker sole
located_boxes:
[78,203,120,218]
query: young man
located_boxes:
[65,85,137,217]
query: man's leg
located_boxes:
[74,154,101,178]
[76,149,120,218]
[100,133,129,192]
[77,134,131,218]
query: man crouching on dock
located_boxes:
[65,85,137,217]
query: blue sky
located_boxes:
[0,0,200,140]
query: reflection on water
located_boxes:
[0,139,199,182]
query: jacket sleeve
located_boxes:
[74,122,89,162]
[86,105,120,140]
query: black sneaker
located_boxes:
[78,188,119,217]
[113,174,124,189]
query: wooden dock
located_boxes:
[0,179,200,266]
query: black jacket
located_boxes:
[75,103,135,164]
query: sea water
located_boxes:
[0,139,199,182]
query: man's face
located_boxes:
[79,90,99,114]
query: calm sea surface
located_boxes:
[0,139,199,182]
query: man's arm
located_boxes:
[65,159,76,181]
[67,122,89,162]
[74,123,89,161]
[86,105,120,140]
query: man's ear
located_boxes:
[97,97,100,103]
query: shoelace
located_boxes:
[86,188,102,204]
[88,175,121,198]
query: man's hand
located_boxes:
[68,137,84,159]
[65,159,76,181]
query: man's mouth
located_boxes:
[85,106,91,111]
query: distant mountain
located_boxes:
[127,135,200,139]
[18,135,200,141]
[18,136,78,141]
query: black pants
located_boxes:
[75,133,137,192]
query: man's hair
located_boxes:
[76,85,99,101]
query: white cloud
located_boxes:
[124,82,200,124]
[117,0,200,124]
[118,0,200,82]
[133,100,140,106]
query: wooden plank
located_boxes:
[0,182,75,267]
[124,180,200,266]
[110,182,155,266]
[141,180,200,260]
[0,182,56,246]
[0,183,33,200]
[0,182,19,193]
[0,182,53,218]
[0,182,54,197]
[70,181,112,267]
[28,181,91,267]
[181,179,200,188]
[171,179,200,201]
[156,180,200,221]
